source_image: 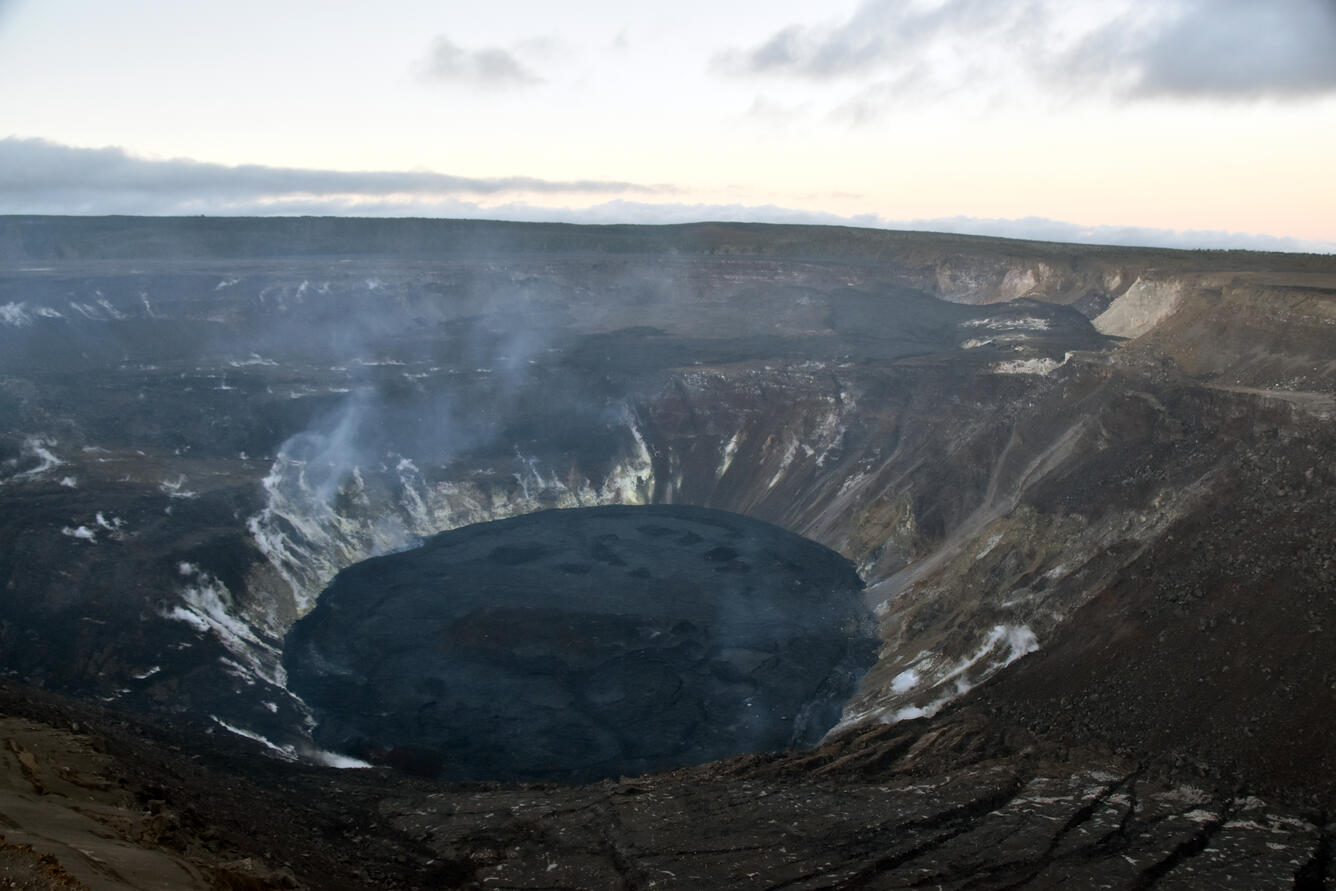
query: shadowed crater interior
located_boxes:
[284,504,877,782]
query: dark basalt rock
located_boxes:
[284,504,876,782]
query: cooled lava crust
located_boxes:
[284,504,876,782]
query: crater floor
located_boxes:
[285,504,877,782]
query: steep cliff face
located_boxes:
[1,218,1333,805]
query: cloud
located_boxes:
[415,35,542,88]
[0,137,662,214]
[738,95,814,129]
[1068,0,1336,99]
[716,0,1336,104]
[0,138,1329,254]
[713,0,1043,83]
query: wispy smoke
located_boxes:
[244,284,659,617]
[279,390,377,507]
[265,315,550,507]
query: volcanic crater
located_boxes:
[0,217,1334,889]
[285,504,876,782]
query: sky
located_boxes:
[1,0,1334,251]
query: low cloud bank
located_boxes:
[2,137,1329,254]
[0,137,658,214]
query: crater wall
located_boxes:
[1,218,1334,801]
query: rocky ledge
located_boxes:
[0,680,1330,890]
